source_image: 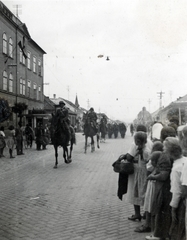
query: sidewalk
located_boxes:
[0,132,152,240]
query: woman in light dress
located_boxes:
[6,125,16,158]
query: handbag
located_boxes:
[112,155,134,174]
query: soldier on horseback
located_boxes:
[82,107,98,135]
[55,101,71,146]
[87,107,98,133]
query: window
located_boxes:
[27,80,31,97]
[38,85,41,100]
[9,73,13,92]
[19,49,25,64]
[3,33,7,54]
[27,52,31,69]
[9,38,13,58]
[3,71,8,90]
[33,83,37,99]
[38,59,42,76]
[20,78,26,95]
[33,56,36,73]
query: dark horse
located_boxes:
[84,118,100,153]
[50,114,75,168]
[99,120,107,142]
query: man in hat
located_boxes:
[87,107,98,133]
[55,101,70,146]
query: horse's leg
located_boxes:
[97,133,100,148]
[66,145,72,163]
[91,136,95,152]
[53,145,58,169]
[84,136,87,154]
[63,146,68,163]
[68,141,73,162]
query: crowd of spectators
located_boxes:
[118,122,187,240]
[0,123,51,158]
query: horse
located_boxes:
[119,123,127,138]
[84,118,100,153]
[50,114,75,168]
[107,123,114,138]
[99,119,107,142]
[113,123,119,139]
[130,123,134,136]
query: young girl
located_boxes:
[135,141,164,233]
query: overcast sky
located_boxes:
[5,0,187,122]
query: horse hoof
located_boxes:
[53,165,57,169]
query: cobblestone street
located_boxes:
[0,130,150,240]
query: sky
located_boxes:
[4,0,187,122]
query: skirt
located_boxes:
[6,137,15,150]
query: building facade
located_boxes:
[0,1,46,127]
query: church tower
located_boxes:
[75,94,79,108]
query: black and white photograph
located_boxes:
[0,1,187,239]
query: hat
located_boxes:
[136,124,147,133]
[90,107,94,111]
[59,101,65,105]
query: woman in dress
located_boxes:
[6,125,16,158]
[0,126,6,157]
[126,130,152,227]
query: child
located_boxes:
[135,141,163,233]
[137,152,162,234]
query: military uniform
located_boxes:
[56,101,71,145]
[87,108,98,133]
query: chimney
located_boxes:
[53,94,56,99]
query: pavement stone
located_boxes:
[0,130,153,240]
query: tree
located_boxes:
[12,102,28,125]
[167,107,185,125]
[0,98,11,123]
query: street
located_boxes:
[0,128,150,240]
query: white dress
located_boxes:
[125,143,151,206]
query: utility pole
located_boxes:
[157,91,165,122]
[148,99,151,112]
[13,4,22,18]
[87,99,90,110]
[67,86,70,100]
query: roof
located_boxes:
[173,94,187,103]
[44,96,55,110]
